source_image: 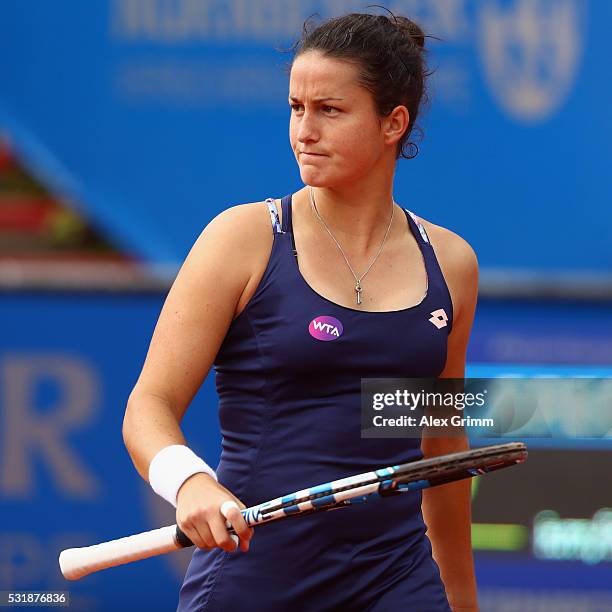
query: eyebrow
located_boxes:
[288,96,344,103]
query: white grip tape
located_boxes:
[59,525,181,581]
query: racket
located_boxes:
[59,442,526,580]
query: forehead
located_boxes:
[289,52,362,98]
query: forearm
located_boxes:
[122,391,187,481]
[421,435,478,611]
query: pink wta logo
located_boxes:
[308,315,344,341]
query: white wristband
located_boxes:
[148,444,217,508]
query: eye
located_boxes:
[290,103,304,113]
[322,105,339,114]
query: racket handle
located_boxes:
[59,525,185,580]
[175,525,194,546]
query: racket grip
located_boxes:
[175,525,193,546]
[176,526,239,549]
[59,525,185,580]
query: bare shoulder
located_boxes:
[185,200,279,317]
[189,200,277,270]
[415,215,479,316]
[420,218,477,273]
[202,200,277,246]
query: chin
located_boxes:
[299,167,346,189]
[299,168,326,187]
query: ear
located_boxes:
[381,106,410,148]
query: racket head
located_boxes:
[390,441,527,487]
[247,443,527,522]
[261,442,528,513]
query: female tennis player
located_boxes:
[122,12,478,612]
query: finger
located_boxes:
[221,501,253,553]
[194,521,216,550]
[179,519,215,550]
[219,500,239,529]
[224,504,254,548]
[209,512,239,553]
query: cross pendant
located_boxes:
[355,282,362,305]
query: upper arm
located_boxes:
[423,221,479,378]
[420,222,478,456]
[128,202,273,419]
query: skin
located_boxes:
[123,50,478,610]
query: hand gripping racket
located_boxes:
[59,442,527,580]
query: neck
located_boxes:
[305,182,396,254]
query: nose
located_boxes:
[296,109,320,144]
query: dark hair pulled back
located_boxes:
[291,11,431,160]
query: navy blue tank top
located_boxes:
[178,194,453,611]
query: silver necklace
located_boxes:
[308,186,395,305]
